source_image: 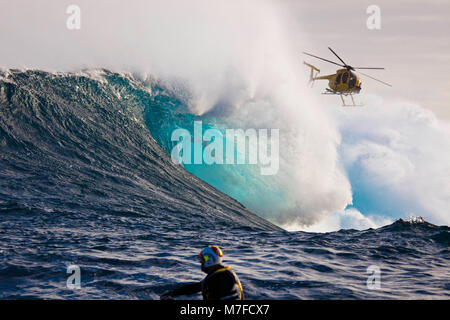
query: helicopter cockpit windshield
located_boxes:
[342,71,349,84]
[348,72,357,88]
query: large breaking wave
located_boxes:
[0,69,277,231]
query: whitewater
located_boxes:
[0,70,448,299]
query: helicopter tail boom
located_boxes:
[304,62,335,84]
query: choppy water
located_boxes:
[0,70,449,299]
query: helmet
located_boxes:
[199,246,223,268]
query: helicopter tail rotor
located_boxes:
[304,62,320,87]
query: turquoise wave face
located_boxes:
[143,83,286,221]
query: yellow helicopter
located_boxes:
[303,47,391,106]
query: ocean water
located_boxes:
[0,69,449,299]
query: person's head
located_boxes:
[199,246,223,273]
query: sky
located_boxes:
[0,0,449,231]
[284,0,450,121]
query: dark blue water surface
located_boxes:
[0,70,449,299]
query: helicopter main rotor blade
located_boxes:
[354,67,385,70]
[302,52,344,68]
[357,71,392,87]
[328,47,349,68]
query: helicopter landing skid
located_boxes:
[322,90,363,107]
[339,94,363,107]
